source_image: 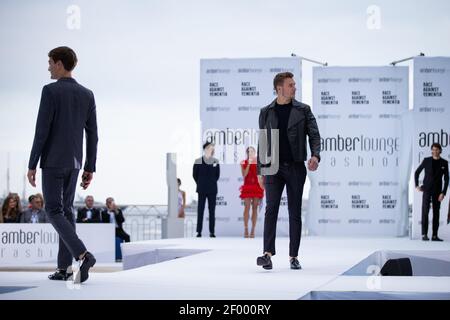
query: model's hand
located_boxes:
[27,169,37,187]
[438,193,445,202]
[307,156,319,171]
[416,186,423,192]
[257,175,265,190]
[81,171,94,190]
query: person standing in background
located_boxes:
[177,178,186,218]
[239,146,264,238]
[415,143,449,242]
[193,142,220,238]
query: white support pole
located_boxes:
[161,153,184,239]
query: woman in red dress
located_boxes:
[240,146,264,238]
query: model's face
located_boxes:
[48,58,63,79]
[432,147,441,158]
[85,197,94,208]
[277,78,296,99]
[205,145,215,157]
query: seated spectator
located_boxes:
[101,197,130,243]
[76,195,101,223]
[19,194,48,223]
[1,193,22,223]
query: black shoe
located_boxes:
[290,257,302,270]
[422,235,430,241]
[77,252,96,283]
[210,234,216,238]
[432,236,444,242]
[257,254,273,270]
[196,233,202,238]
[48,269,73,281]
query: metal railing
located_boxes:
[119,205,198,241]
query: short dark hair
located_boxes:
[431,143,442,152]
[273,72,294,91]
[177,178,181,185]
[48,46,78,71]
[203,141,214,150]
[28,195,36,203]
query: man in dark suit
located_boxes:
[415,143,449,241]
[256,72,321,270]
[76,195,101,223]
[193,142,220,238]
[27,46,98,283]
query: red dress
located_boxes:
[239,160,264,199]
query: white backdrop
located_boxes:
[412,57,450,241]
[308,66,410,236]
[199,57,302,236]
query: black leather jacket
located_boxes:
[257,99,321,175]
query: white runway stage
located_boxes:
[1,237,449,300]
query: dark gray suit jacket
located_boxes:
[28,77,98,172]
[19,208,48,223]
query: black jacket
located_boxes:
[257,99,321,175]
[101,208,125,229]
[28,77,98,172]
[76,207,101,223]
[415,157,449,195]
[193,156,220,194]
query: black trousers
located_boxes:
[116,228,130,242]
[422,191,441,237]
[42,168,87,270]
[263,162,306,257]
[197,193,216,234]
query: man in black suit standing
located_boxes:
[27,46,98,283]
[415,143,449,241]
[256,72,321,270]
[193,142,220,238]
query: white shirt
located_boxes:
[108,210,118,228]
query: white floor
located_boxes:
[0,237,449,300]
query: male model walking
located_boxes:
[28,46,98,283]
[256,72,321,270]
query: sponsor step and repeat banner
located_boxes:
[412,57,450,241]
[308,66,410,236]
[200,57,302,236]
[0,224,115,265]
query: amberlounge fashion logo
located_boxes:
[1,229,58,244]
[321,134,399,155]
[418,129,450,148]
[1,229,58,261]
[203,128,260,164]
[320,134,400,168]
